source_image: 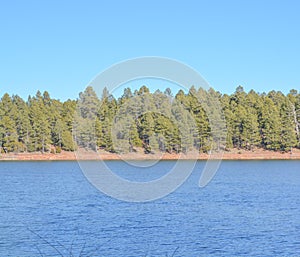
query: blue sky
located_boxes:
[0,0,299,100]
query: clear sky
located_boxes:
[0,0,299,101]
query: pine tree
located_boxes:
[96,87,117,152]
[0,94,19,152]
[221,94,234,149]
[12,95,31,152]
[28,92,52,153]
[260,96,281,150]
[287,89,300,148]
[278,96,297,151]
[74,87,100,150]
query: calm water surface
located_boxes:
[0,160,299,256]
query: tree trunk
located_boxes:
[42,135,45,154]
[291,104,300,145]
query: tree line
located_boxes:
[0,85,300,154]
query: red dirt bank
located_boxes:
[1,148,300,161]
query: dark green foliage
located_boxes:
[225,88,261,150]
[0,86,299,154]
[0,94,19,152]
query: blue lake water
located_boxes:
[0,160,299,256]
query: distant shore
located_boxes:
[1,148,300,161]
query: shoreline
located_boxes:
[1,148,300,161]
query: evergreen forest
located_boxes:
[0,85,300,154]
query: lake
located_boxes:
[0,160,299,256]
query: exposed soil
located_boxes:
[1,148,300,161]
